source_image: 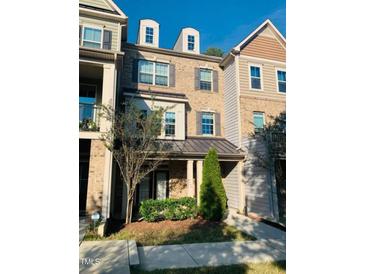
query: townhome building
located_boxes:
[110,19,245,220]
[220,20,286,223]
[79,0,128,219]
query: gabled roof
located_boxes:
[220,19,285,67]
[234,19,285,51]
[79,0,127,20]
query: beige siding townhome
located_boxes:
[108,20,246,220]
[220,20,286,223]
[79,0,127,219]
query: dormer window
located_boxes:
[187,35,195,51]
[145,27,154,44]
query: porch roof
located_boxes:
[162,137,245,160]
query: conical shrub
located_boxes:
[199,148,227,221]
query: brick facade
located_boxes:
[86,139,106,214]
[240,96,286,137]
[121,46,225,137]
[168,161,188,198]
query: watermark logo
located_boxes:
[80,257,101,265]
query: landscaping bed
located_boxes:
[84,217,256,246]
[130,261,286,274]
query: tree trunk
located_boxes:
[125,196,134,224]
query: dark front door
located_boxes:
[79,161,89,215]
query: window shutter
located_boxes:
[196,111,202,135]
[215,112,221,136]
[194,68,200,90]
[169,64,175,87]
[213,70,219,92]
[132,59,139,82]
[79,25,82,45]
[103,30,112,50]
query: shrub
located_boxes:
[199,148,227,221]
[139,197,198,222]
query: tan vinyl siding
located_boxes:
[239,58,286,101]
[241,35,286,62]
[79,15,120,51]
[80,0,113,11]
[242,137,275,219]
[222,162,240,209]
[223,58,240,147]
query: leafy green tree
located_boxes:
[199,148,227,221]
[204,47,224,57]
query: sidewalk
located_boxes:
[224,211,286,254]
[138,240,285,271]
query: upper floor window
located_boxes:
[138,60,169,86]
[187,35,195,51]
[83,27,102,49]
[145,27,154,44]
[202,112,214,135]
[199,68,212,91]
[253,112,265,132]
[165,112,176,137]
[250,65,262,90]
[277,70,286,93]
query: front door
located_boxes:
[79,161,89,215]
[155,171,169,200]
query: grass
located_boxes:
[84,218,256,246]
[130,261,286,274]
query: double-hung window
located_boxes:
[253,112,265,132]
[250,65,262,90]
[138,60,169,86]
[277,70,286,93]
[187,35,195,51]
[199,68,212,91]
[145,27,154,44]
[139,60,154,84]
[202,112,214,135]
[83,27,102,48]
[165,112,176,137]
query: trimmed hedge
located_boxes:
[139,197,198,222]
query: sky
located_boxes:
[115,0,286,53]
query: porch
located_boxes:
[109,137,246,221]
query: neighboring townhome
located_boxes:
[79,0,127,219]
[108,19,246,220]
[220,19,286,223]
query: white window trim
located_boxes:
[145,26,154,44]
[199,68,213,91]
[138,60,170,87]
[164,112,176,137]
[275,68,286,94]
[253,112,265,131]
[248,63,264,91]
[187,35,195,51]
[201,112,215,136]
[81,25,104,49]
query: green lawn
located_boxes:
[84,218,256,246]
[130,261,286,274]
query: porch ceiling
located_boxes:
[161,137,245,160]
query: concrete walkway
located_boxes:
[79,217,89,244]
[138,240,285,271]
[224,211,286,254]
[79,240,130,274]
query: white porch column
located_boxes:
[187,160,195,197]
[238,160,246,214]
[100,63,116,220]
[196,160,203,205]
[100,63,116,132]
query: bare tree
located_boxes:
[99,98,171,224]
